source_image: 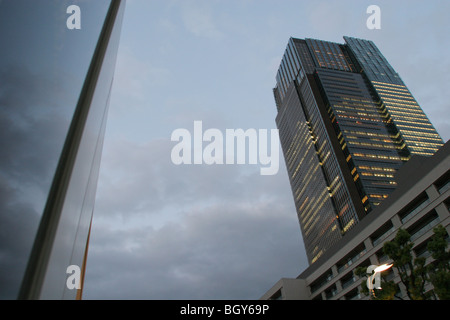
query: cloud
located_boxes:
[93,137,244,223]
[113,46,171,103]
[84,179,305,299]
[83,135,306,299]
[180,2,223,39]
[82,0,450,301]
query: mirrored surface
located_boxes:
[0,0,113,299]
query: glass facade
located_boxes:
[276,83,343,263]
[274,36,444,264]
[344,37,444,157]
[0,0,125,299]
[315,68,403,211]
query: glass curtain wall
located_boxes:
[0,0,125,299]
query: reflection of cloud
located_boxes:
[0,66,72,186]
[0,64,74,298]
[0,176,41,299]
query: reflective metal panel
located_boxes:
[0,0,123,299]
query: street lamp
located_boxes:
[374,264,393,273]
[367,264,393,299]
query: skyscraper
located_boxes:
[0,0,125,299]
[274,36,444,264]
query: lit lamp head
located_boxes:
[373,264,393,273]
[367,263,394,298]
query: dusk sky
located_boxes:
[82,0,450,299]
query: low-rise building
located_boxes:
[261,141,450,300]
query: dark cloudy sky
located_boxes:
[82,0,450,299]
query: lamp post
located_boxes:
[366,264,393,299]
